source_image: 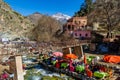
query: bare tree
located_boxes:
[32,15,61,42]
[90,0,120,38]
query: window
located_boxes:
[81,26,84,30]
[82,26,84,28]
[75,33,77,36]
[83,21,86,23]
[68,25,71,30]
[75,20,77,24]
[85,33,88,37]
[79,34,81,36]
[72,26,74,30]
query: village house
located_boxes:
[63,16,92,39]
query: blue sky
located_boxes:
[4,0,84,16]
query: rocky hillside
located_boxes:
[0,0,71,42]
[0,0,34,40]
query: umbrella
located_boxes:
[65,54,78,59]
[52,52,63,57]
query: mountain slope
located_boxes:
[0,0,34,40]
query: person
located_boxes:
[99,66,106,72]
[69,59,74,72]
[0,75,2,80]
[23,64,26,70]
[1,71,9,80]
[86,69,93,78]
[39,52,43,60]
[69,64,74,72]
[55,60,60,68]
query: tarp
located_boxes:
[103,55,120,63]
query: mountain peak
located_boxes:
[55,12,65,16]
[51,12,71,24]
[33,12,41,15]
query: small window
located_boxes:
[75,33,77,36]
[79,34,81,36]
[83,21,86,23]
[85,33,88,37]
[72,26,74,30]
[82,26,84,28]
[75,21,77,24]
[68,25,71,30]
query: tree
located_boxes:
[92,0,120,38]
[75,0,94,17]
[32,15,61,42]
[85,0,94,14]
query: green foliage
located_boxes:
[75,0,94,17]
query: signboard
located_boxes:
[62,45,83,58]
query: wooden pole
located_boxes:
[80,45,84,57]
[9,56,24,80]
[69,47,72,54]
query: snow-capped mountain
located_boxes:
[51,13,71,24]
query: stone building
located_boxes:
[63,16,87,32]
